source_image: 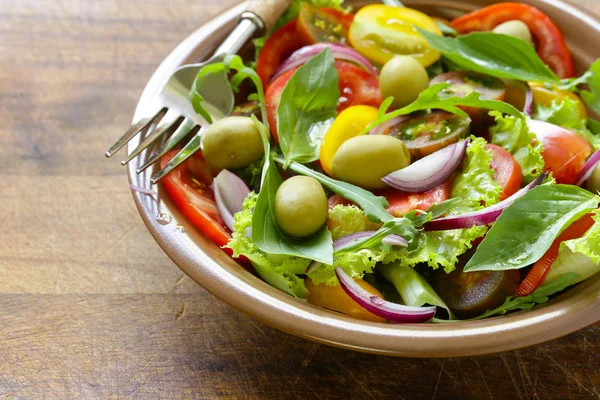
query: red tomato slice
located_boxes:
[486,144,522,201]
[451,3,575,78]
[297,5,354,46]
[160,150,233,254]
[256,20,302,86]
[527,120,591,185]
[516,213,595,297]
[265,60,382,141]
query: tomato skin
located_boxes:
[265,61,381,141]
[516,213,595,297]
[297,5,354,46]
[160,151,231,251]
[306,278,386,322]
[451,3,575,78]
[486,144,522,201]
[527,120,592,184]
[378,180,452,218]
[256,20,302,86]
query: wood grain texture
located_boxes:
[1,0,600,399]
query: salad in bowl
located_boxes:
[154,0,600,324]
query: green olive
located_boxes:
[492,20,533,45]
[379,56,429,109]
[274,176,328,238]
[585,163,600,193]
[201,116,266,170]
[332,135,411,189]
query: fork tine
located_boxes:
[105,109,165,158]
[136,118,198,174]
[120,110,182,165]
[150,132,202,184]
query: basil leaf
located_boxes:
[465,185,600,272]
[418,30,560,83]
[277,49,339,167]
[469,272,579,320]
[361,83,523,135]
[275,157,392,223]
[580,59,600,115]
[435,20,457,36]
[251,117,334,265]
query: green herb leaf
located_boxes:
[361,83,523,135]
[468,273,579,320]
[465,185,600,272]
[418,30,560,83]
[251,117,334,265]
[276,157,393,223]
[434,20,457,36]
[277,49,339,167]
[579,59,600,115]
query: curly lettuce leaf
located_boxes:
[534,98,600,150]
[489,111,545,181]
[327,205,382,241]
[226,193,310,298]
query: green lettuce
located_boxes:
[545,211,600,285]
[489,111,545,181]
[226,193,310,298]
[534,98,600,150]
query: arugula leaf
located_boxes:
[534,98,600,150]
[277,49,339,167]
[489,111,545,181]
[468,273,579,320]
[226,193,310,298]
[189,55,268,129]
[418,30,560,83]
[465,185,600,272]
[275,157,393,223]
[360,83,523,135]
[251,117,334,265]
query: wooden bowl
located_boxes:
[127,0,600,357]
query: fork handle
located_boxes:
[246,0,292,32]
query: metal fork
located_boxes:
[105,0,290,184]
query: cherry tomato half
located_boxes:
[451,3,575,78]
[306,277,386,322]
[256,20,302,86]
[348,4,442,67]
[297,4,354,46]
[378,180,452,218]
[265,61,381,141]
[516,213,595,297]
[486,144,522,201]
[527,120,592,184]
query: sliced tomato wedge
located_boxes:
[486,144,522,201]
[256,20,302,86]
[297,5,354,46]
[265,60,381,141]
[451,3,575,78]
[516,213,595,297]
[160,150,232,254]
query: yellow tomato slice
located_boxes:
[320,105,379,177]
[305,278,386,322]
[504,82,588,119]
[349,5,442,67]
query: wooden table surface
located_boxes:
[2,0,600,398]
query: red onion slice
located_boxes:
[272,43,379,82]
[212,169,251,232]
[382,139,469,193]
[368,115,410,135]
[381,234,408,247]
[523,82,533,117]
[574,148,600,187]
[129,184,158,196]
[335,267,436,323]
[333,231,377,252]
[424,172,547,231]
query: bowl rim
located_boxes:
[127,0,600,357]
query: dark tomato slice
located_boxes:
[265,61,382,141]
[486,144,522,201]
[297,4,354,46]
[527,120,592,185]
[378,179,452,217]
[435,250,521,318]
[256,20,302,86]
[430,71,506,131]
[386,110,471,160]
